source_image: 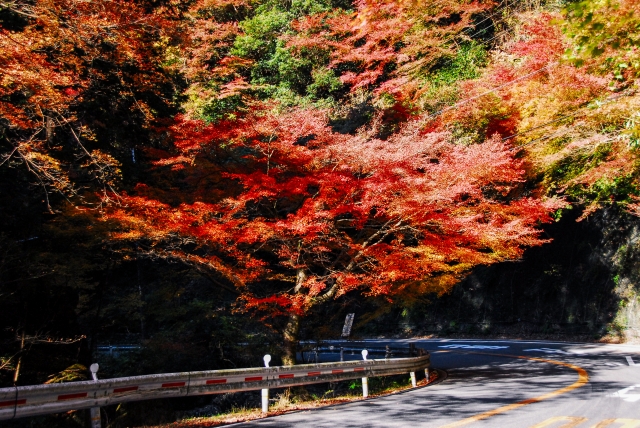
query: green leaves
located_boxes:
[624,111,640,150]
[419,41,488,114]
[563,0,640,78]
[428,42,488,88]
[232,9,292,59]
[254,0,343,17]
[307,69,343,99]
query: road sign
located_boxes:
[342,313,355,337]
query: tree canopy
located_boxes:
[2,0,640,391]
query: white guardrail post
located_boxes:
[89,363,101,428]
[261,355,270,413]
[0,349,429,421]
[409,342,417,387]
[361,350,369,398]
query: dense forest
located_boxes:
[1,0,640,424]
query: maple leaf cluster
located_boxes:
[96,1,595,356]
[108,104,561,326]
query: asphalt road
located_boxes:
[231,338,640,427]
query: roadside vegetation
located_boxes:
[151,374,431,428]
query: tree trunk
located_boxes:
[281,268,307,366]
[282,312,300,366]
[13,329,25,384]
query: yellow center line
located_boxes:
[529,416,588,428]
[592,419,640,428]
[438,353,589,428]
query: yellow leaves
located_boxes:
[44,364,88,384]
[18,148,73,196]
[406,245,446,262]
[111,230,145,240]
[24,150,59,167]
[424,274,459,296]
[198,0,251,9]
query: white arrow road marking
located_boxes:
[608,384,640,402]
[523,348,572,354]
[626,356,637,366]
[438,344,509,350]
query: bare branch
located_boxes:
[0,1,38,18]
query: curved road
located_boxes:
[232,338,640,427]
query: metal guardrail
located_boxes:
[300,343,427,363]
[0,352,430,422]
[95,345,141,355]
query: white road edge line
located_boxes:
[341,338,640,347]
[321,339,640,353]
[523,348,572,355]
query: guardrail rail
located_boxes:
[0,346,430,426]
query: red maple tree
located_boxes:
[107,104,561,364]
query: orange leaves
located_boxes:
[1,0,185,207]
[326,2,410,91]
[625,195,640,218]
[334,274,364,297]
[107,96,560,325]
[435,10,610,150]
[240,294,296,317]
[0,26,77,128]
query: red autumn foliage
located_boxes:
[287,0,497,93]
[508,13,566,72]
[1,0,178,129]
[107,103,561,361]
